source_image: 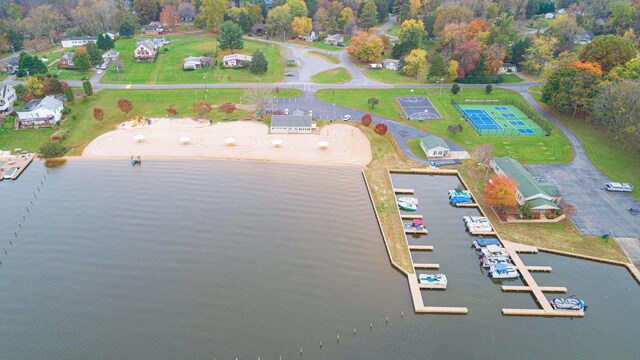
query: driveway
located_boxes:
[520,92,640,238]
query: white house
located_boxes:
[61,36,98,48]
[270,114,314,134]
[15,96,64,128]
[545,13,555,19]
[382,59,400,71]
[141,22,164,35]
[490,156,561,214]
[0,84,17,114]
[419,135,450,158]
[324,34,344,46]
[223,54,252,68]
[134,40,158,62]
[102,49,120,62]
[498,63,518,74]
[183,56,212,70]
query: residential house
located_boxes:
[575,31,594,44]
[305,31,316,42]
[324,34,344,46]
[102,49,120,62]
[105,32,118,40]
[252,23,265,36]
[419,135,450,158]
[153,36,169,46]
[382,59,400,70]
[61,36,98,48]
[222,54,252,68]
[0,84,17,114]
[490,156,561,214]
[15,96,64,128]
[498,63,518,74]
[141,22,164,35]
[134,40,158,62]
[369,63,383,69]
[183,56,212,70]
[544,13,555,19]
[1,58,19,74]
[58,53,75,68]
[270,114,314,134]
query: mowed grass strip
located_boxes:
[306,51,339,64]
[529,87,640,201]
[311,67,351,84]
[364,69,425,84]
[0,88,301,155]
[316,88,573,164]
[101,37,283,84]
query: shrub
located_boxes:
[361,113,372,126]
[49,128,70,141]
[374,123,388,135]
[39,141,67,158]
[451,84,460,95]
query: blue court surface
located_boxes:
[461,109,502,130]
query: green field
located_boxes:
[529,86,640,200]
[316,88,573,164]
[385,23,400,36]
[0,72,8,81]
[0,88,301,156]
[311,67,351,84]
[41,49,94,81]
[100,37,283,84]
[364,69,426,84]
[456,104,545,136]
[306,51,339,64]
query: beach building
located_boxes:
[270,114,314,134]
[15,96,64,128]
[324,34,344,46]
[0,84,17,114]
[490,156,561,214]
[223,54,252,68]
[419,135,450,158]
[61,36,98,48]
[382,59,401,70]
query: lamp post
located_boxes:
[203,75,207,99]
[332,103,336,121]
[438,77,444,98]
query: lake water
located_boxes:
[0,161,638,360]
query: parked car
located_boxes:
[308,110,313,118]
[96,69,104,75]
[337,43,346,48]
[284,108,289,115]
[342,114,351,121]
[285,72,295,76]
[604,182,634,192]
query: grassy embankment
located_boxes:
[385,23,400,36]
[101,37,283,84]
[0,72,8,81]
[311,68,352,84]
[0,88,301,155]
[317,88,573,164]
[306,51,339,64]
[529,86,640,201]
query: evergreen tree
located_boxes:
[358,0,379,30]
[238,10,252,32]
[104,35,115,50]
[428,53,446,80]
[82,80,93,96]
[119,20,135,37]
[250,50,268,73]
[7,28,24,51]
[97,34,107,50]
[218,21,244,53]
[73,51,92,71]
[85,42,103,64]
[64,86,75,102]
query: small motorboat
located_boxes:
[489,263,519,279]
[550,296,587,311]
[472,237,501,250]
[404,218,426,230]
[463,216,489,225]
[418,274,447,288]
[481,244,509,258]
[448,189,471,199]
[398,197,419,205]
[450,195,473,205]
[480,255,511,268]
[466,222,494,233]
[398,201,417,211]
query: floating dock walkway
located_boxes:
[0,153,36,181]
[394,188,414,194]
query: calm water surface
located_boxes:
[0,161,638,360]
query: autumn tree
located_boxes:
[473,144,494,166]
[179,2,196,22]
[542,66,601,117]
[166,104,178,117]
[218,103,237,115]
[546,13,581,53]
[579,35,635,73]
[433,5,474,37]
[482,44,507,75]
[398,19,427,49]
[402,48,428,79]
[358,0,379,30]
[446,60,459,81]
[117,98,133,115]
[454,39,481,78]
[522,36,558,76]
[374,123,388,135]
[291,16,312,37]
[134,0,158,24]
[570,61,603,76]
[160,5,180,32]
[219,21,244,53]
[93,108,105,127]
[464,19,490,39]
[361,113,372,126]
[368,97,379,108]
[244,88,276,114]
[202,0,228,31]
[347,32,384,62]
[611,57,640,79]
[287,0,308,17]
[484,175,518,209]
[193,102,213,118]
[266,4,293,42]
[441,23,468,55]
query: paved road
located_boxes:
[520,92,640,238]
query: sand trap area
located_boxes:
[82,120,372,166]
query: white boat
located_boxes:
[398,201,417,211]
[472,237,501,250]
[604,182,633,192]
[481,244,509,258]
[418,274,447,288]
[3,167,17,180]
[448,189,471,198]
[463,216,489,225]
[550,296,587,311]
[398,197,419,205]
[489,263,519,279]
[480,255,511,268]
[466,222,494,233]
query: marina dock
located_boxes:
[502,286,567,293]
[408,245,433,251]
[469,230,497,236]
[413,263,440,270]
[408,276,468,314]
[405,228,428,235]
[394,188,414,194]
[401,214,423,220]
[0,153,36,181]
[454,203,479,208]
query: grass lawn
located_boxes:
[364,69,426,84]
[311,67,351,84]
[42,49,95,81]
[385,23,400,36]
[529,86,640,201]
[101,37,283,84]
[406,139,428,160]
[306,51,339,64]
[0,88,301,156]
[308,41,347,52]
[500,74,524,83]
[317,88,573,164]
[0,72,8,81]
[456,161,628,262]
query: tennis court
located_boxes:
[456,104,545,136]
[396,96,442,120]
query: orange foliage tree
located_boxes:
[361,113,372,126]
[484,175,518,209]
[117,98,133,115]
[570,61,603,76]
[218,102,237,115]
[464,19,490,39]
[159,5,180,32]
[347,31,384,62]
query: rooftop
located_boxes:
[420,135,449,150]
[492,156,560,200]
[270,115,313,128]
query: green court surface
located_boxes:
[455,104,545,136]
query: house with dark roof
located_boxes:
[324,34,344,46]
[252,23,265,36]
[490,156,561,214]
[0,84,17,114]
[15,96,64,128]
[419,135,450,158]
[142,22,164,35]
[270,114,314,134]
[61,36,98,48]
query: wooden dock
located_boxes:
[408,276,468,314]
[394,188,414,194]
[405,228,428,235]
[418,283,446,290]
[414,263,440,270]
[526,265,553,272]
[455,203,479,208]
[502,286,567,293]
[0,153,36,181]
[401,214,423,220]
[408,245,433,251]
[469,230,497,236]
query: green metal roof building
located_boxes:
[489,156,561,212]
[419,135,450,158]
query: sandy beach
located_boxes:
[82,120,373,166]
